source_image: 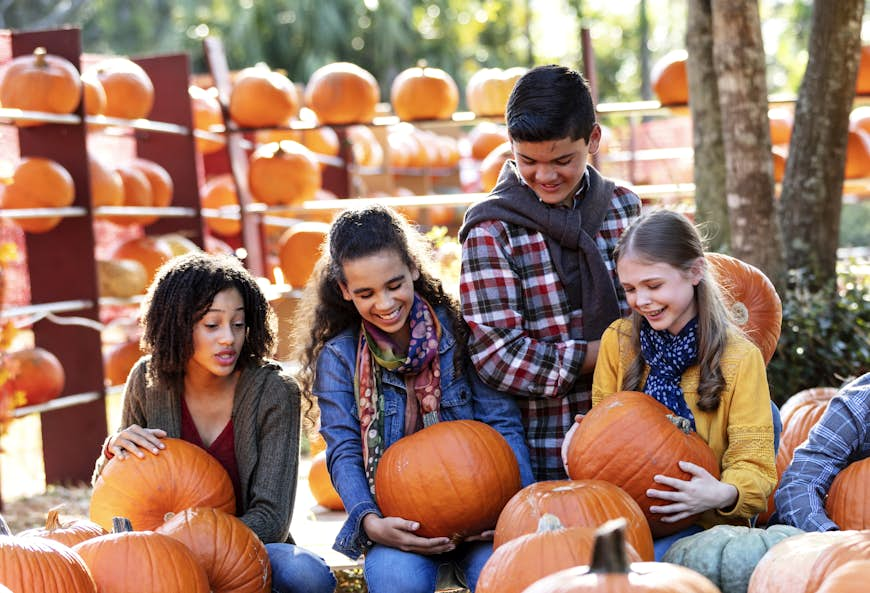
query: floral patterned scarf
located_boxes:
[640,316,699,430]
[354,293,442,493]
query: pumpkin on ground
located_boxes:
[90,437,236,531]
[5,346,65,407]
[229,66,299,129]
[87,57,155,120]
[308,451,344,511]
[18,507,107,547]
[521,518,721,593]
[74,517,209,593]
[478,514,641,593]
[565,391,720,537]
[661,524,803,593]
[0,514,97,593]
[494,479,654,561]
[248,140,322,206]
[0,46,82,125]
[374,419,521,540]
[277,221,330,289]
[1,157,75,233]
[103,337,143,387]
[156,507,271,593]
[304,62,380,125]
[826,457,870,529]
[390,63,459,121]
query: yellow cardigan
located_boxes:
[592,318,777,527]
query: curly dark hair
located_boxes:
[292,205,467,429]
[140,252,276,393]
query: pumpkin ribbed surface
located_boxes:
[0,534,97,593]
[89,57,155,120]
[826,457,870,529]
[2,157,75,233]
[229,66,299,128]
[304,62,379,125]
[465,67,526,118]
[0,47,82,124]
[747,530,852,593]
[248,140,321,206]
[391,64,459,121]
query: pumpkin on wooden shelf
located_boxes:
[390,63,459,122]
[5,346,65,407]
[87,57,155,120]
[374,419,521,540]
[478,514,642,593]
[304,61,380,125]
[705,252,782,364]
[156,507,271,593]
[521,519,721,593]
[229,65,299,129]
[826,456,870,529]
[89,154,124,208]
[81,69,107,116]
[651,49,689,107]
[74,517,209,593]
[347,124,385,169]
[0,514,97,593]
[467,122,509,161]
[277,221,330,289]
[90,438,236,532]
[18,506,107,548]
[1,157,75,233]
[856,45,870,95]
[254,117,341,165]
[565,391,720,537]
[248,140,321,206]
[160,233,202,257]
[844,128,870,179]
[128,158,173,226]
[189,85,225,154]
[662,524,803,593]
[103,337,144,387]
[465,67,527,118]
[494,479,654,561]
[106,163,153,226]
[108,235,174,282]
[0,46,82,125]
[480,141,513,193]
[308,451,344,511]
[768,107,793,146]
[97,258,148,299]
[200,174,241,237]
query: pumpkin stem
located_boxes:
[33,46,47,68]
[588,518,630,574]
[0,514,10,536]
[46,506,64,530]
[112,517,134,533]
[536,513,565,533]
[666,414,693,433]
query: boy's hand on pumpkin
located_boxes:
[646,460,738,522]
[362,514,455,555]
[108,425,167,460]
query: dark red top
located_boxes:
[180,397,242,514]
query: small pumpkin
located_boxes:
[89,438,236,531]
[465,67,527,118]
[200,174,241,237]
[0,46,82,125]
[1,157,75,233]
[826,457,870,529]
[18,506,107,548]
[651,50,689,107]
[103,337,144,387]
[81,69,107,116]
[374,419,521,540]
[467,122,510,161]
[88,57,155,120]
[276,221,330,289]
[156,507,271,593]
[661,523,804,593]
[189,85,225,154]
[229,65,299,129]
[304,62,380,125]
[248,140,321,206]
[565,391,720,537]
[390,63,459,122]
[308,451,344,511]
[89,154,124,208]
[6,346,65,407]
[74,517,209,593]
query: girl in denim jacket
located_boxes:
[293,205,533,593]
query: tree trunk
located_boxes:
[779,0,865,286]
[686,0,729,253]
[711,0,784,286]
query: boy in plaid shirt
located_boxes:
[458,64,641,480]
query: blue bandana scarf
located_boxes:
[639,316,699,429]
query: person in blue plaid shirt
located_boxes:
[773,373,870,531]
[458,64,642,480]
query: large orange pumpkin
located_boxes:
[74,517,209,593]
[304,62,380,125]
[18,507,107,548]
[308,451,344,511]
[478,514,642,593]
[0,46,82,125]
[108,235,175,282]
[826,457,870,529]
[103,338,143,387]
[88,57,155,120]
[747,530,850,593]
[705,252,782,364]
[2,157,75,233]
[803,531,870,593]
[90,437,236,531]
[651,50,689,107]
[156,507,271,593]
[0,515,97,593]
[391,63,459,121]
[6,346,65,407]
[778,386,837,466]
[189,85,226,154]
[276,221,329,289]
[229,66,299,129]
[565,391,720,537]
[812,560,870,593]
[89,154,124,208]
[248,140,321,206]
[494,479,654,561]
[375,419,521,540]
[465,67,527,118]
[201,174,241,237]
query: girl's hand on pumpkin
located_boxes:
[646,460,737,522]
[463,529,494,542]
[109,425,167,460]
[362,514,455,555]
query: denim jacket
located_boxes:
[315,306,534,559]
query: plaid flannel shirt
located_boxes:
[459,182,641,480]
[774,373,870,531]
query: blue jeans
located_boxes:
[364,541,492,593]
[265,543,336,593]
[772,400,782,454]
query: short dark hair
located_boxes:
[506,64,596,142]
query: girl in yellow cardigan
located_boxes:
[589,209,777,559]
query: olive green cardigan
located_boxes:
[92,357,301,544]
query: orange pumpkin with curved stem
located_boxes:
[19,507,106,547]
[88,57,155,120]
[0,46,82,125]
[391,63,459,121]
[2,157,75,233]
[305,62,380,125]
